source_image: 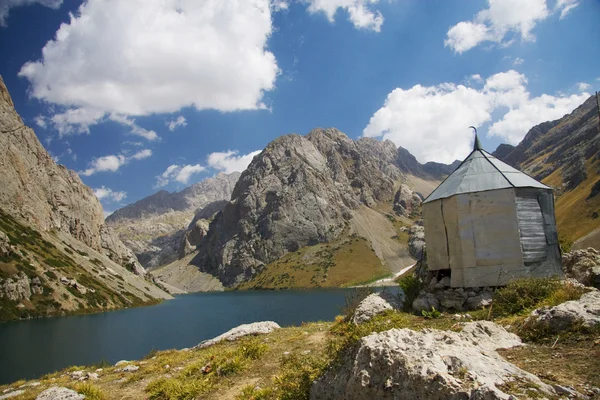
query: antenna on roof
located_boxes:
[469,126,482,151]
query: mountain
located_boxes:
[0,76,171,321]
[166,128,448,289]
[493,94,600,249]
[105,172,240,269]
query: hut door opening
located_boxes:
[515,191,547,264]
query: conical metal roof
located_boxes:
[422,143,550,204]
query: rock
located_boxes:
[310,321,553,400]
[60,277,69,285]
[119,365,139,372]
[562,249,600,288]
[412,292,440,314]
[352,291,404,324]
[465,292,494,311]
[36,387,85,400]
[393,185,421,217]
[70,370,85,380]
[114,360,130,367]
[0,390,25,400]
[527,290,600,332]
[407,226,425,260]
[0,230,10,257]
[437,290,467,311]
[86,372,99,380]
[195,321,281,349]
[438,276,451,287]
[0,272,32,301]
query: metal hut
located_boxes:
[421,133,562,287]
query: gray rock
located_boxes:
[0,390,25,400]
[0,272,31,301]
[393,185,421,217]
[438,276,451,287]
[527,290,600,332]
[195,321,281,349]
[352,291,404,324]
[36,387,85,400]
[437,290,467,311]
[408,226,425,260]
[562,249,600,288]
[114,360,130,367]
[118,365,139,372]
[412,292,440,313]
[465,292,494,311]
[310,321,553,400]
[0,230,10,257]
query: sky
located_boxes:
[1,0,598,216]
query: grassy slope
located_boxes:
[237,234,390,290]
[0,209,164,322]
[541,157,600,246]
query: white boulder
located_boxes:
[194,321,280,349]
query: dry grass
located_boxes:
[237,235,389,290]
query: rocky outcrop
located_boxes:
[0,76,145,276]
[407,225,425,259]
[194,321,281,349]
[36,387,84,400]
[311,321,554,400]
[527,290,600,333]
[393,185,422,217]
[178,200,228,258]
[352,292,404,324]
[0,230,10,256]
[562,248,600,288]
[106,173,239,269]
[412,279,494,313]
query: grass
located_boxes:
[237,235,389,290]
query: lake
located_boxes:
[0,288,390,384]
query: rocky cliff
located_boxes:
[105,172,240,269]
[0,76,171,320]
[493,94,600,249]
[189,128,443,287]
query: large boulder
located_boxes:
[562,248,600,288]
[311,321,554,400]
[194,321,280,349]
[527,290,600,332]
[352,291,404,324]
[393,185,422,217]
[408,226,425,259]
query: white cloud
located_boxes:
[513,57,524,65]
[555,0,579,19]
[80,155,127,176]
[207,150,261,174]
[272,0,288,11]
[131,149,153,160]
[94,186,127,202]
[445,0,557,53]
[0,0,62,27]
[18,0,278,134]
[50,108,105,136]
[305,0,384,32]
[154,164,206,188]
[166,116,187,132]
[34,115,47,128]
[577,82,590,91]
[470,74,483,83]
[363,70,590,163]
[108,114,159,141]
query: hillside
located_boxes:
[0,76,171,321]
[493,94,600,249]
[105,172,240,269]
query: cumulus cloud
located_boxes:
[131,149,153,160]
[305,0,384,32]
[154,164,206,188]
[0,0,62,27]
[93,186,127,202]
[167,116,187,132]
[513,57,524,65]
[363,70,589,163]
[34,115,47,128]
[445,0,577,53]
[578,82,590,91]
[207,150,261,174]
[80,148,152,176]
[18,0,279,134]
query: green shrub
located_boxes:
[558,234,573,253]
[74,383,106,400]
[396,273,423,311]
[421,307,441,319]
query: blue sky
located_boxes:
[1,0,598,216]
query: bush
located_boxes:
[396,273,423,311]
[75,383,106,400]
[492,277,586,318]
